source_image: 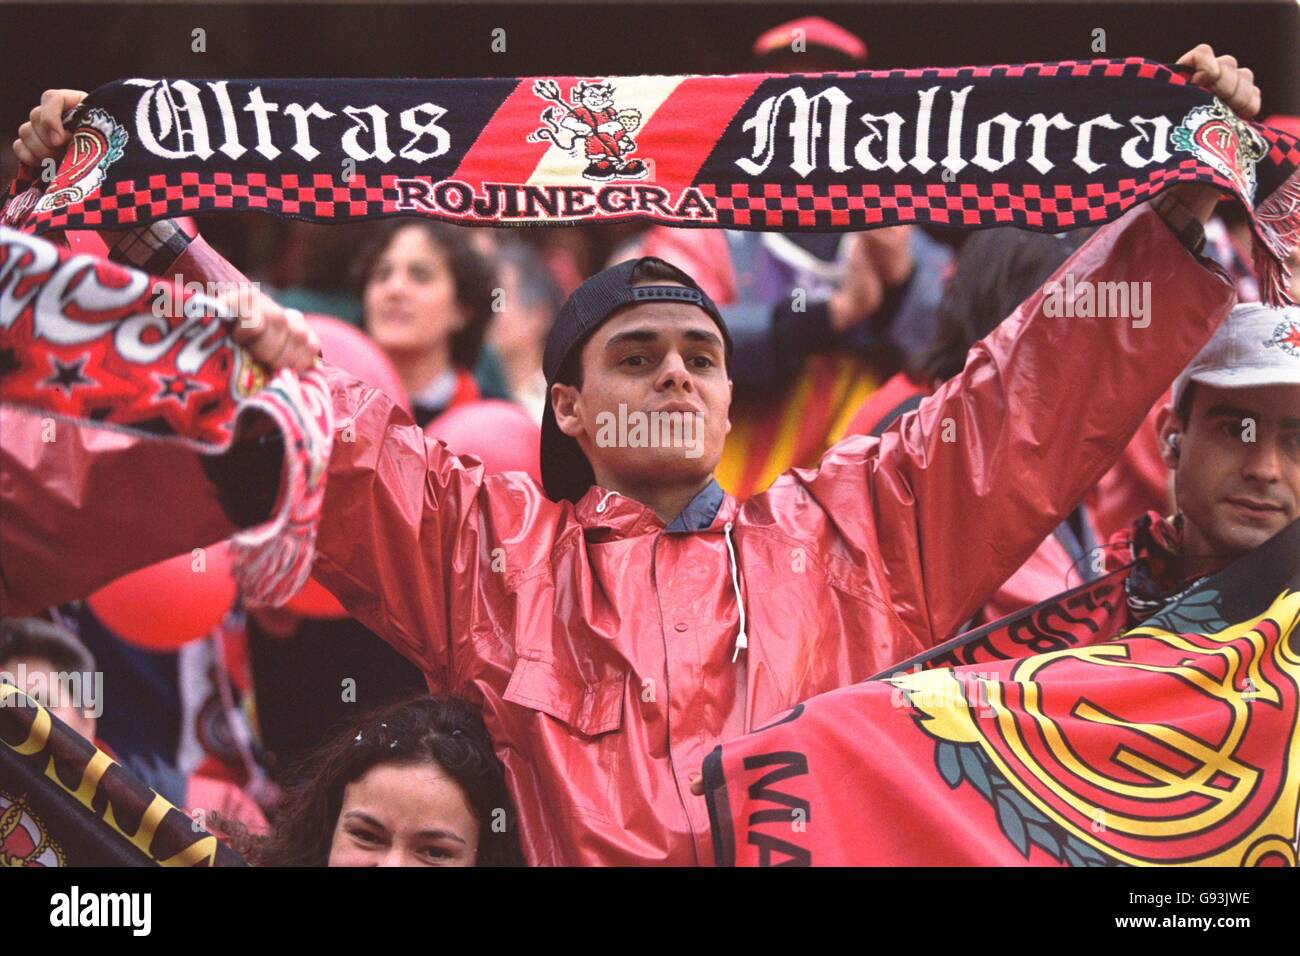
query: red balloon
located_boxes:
[426,400,542,482]
[305,313,411,413]
[284,575,348,619]
[87,543,236,651]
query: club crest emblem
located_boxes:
[34,108,128,214]
[1172,99,1268,203]
[527,79,649,182]
[893,591,1300,866]
[1,790,65,867]
[1263,318,1300,359]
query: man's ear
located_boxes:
[551,382,585,440]
[724,379,733,437]
[1155,403,1183,469]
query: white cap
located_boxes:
[1172,303,1300,410]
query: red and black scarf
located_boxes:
[0,226,332,607]
[890,510,1204,675]
[3,62,1299,303]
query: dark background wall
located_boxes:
[1,3,1295,122]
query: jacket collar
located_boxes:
[665,478,727,533]
[573,478,735,538]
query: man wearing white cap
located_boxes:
[1130,303,1300,613]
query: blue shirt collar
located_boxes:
[665,478,726,533]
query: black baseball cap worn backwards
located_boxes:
[540,256,733,503]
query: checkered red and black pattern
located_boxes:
[32,172,398,232]
[1260,124,1300,173]
[20,162,1238,236]
[798,56,1187,84]
[703,161,1227,231]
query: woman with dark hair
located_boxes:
[220,695,524,866]
[354,220,507,427]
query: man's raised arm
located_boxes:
[154,235,493,686]
[796,45,1250,648]
[9,84,491,678]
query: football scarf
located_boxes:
[0,226,333,606]
[0,682,246,866]
[702,516,1300,866]
[2,60,1299,304]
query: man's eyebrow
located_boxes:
[1204,404,1259,420]
[605,328,660,348]
[605,327,723,349]
[683,328,724,348]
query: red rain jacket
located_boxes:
[845,373,1169,623]
[0,204,1234,865]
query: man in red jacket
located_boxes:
[6,45,1257,864]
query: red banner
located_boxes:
[704,518,1300,866]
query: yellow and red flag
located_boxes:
[704,518,1300,866]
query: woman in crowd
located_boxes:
[220,695,524,866]
[355,221,509,427]
[485,242,563,424]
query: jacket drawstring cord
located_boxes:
[724,521,748,662]
[595,490,619,514]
